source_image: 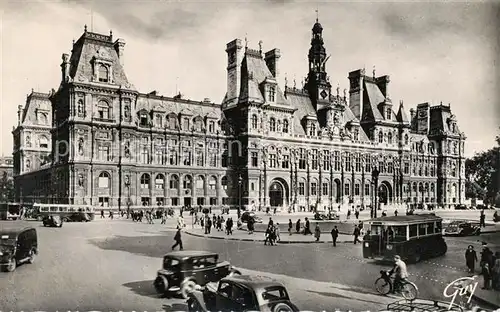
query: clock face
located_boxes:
[418,110,427,118]
[320,89,328,99]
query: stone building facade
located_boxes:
[13,21,466,211]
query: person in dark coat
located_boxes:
[480,210,486,228]
[465,245,478,273]
[296,219,301,233]
[355,210,359,220]
[363,230,373,258]
[268,217,274,227]
[172,228,183,250]
[353,225,361,244]
[480,245,494,268]
[482,262,492,290]
[247,217,254,234]
[288,219,293,235]
[264,225,274,246]
[304,217,312,235]
[347,209,351,220]
[205,217,212,234]
[331,226,339,247]
[226,218,233,235]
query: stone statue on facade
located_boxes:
[78,138,84,156]
[78,174,85,187]
[124,140,131,158]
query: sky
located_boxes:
[0,0,499,158]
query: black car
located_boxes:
[444,221,481,236]
[0,226,37,272]
[42,215,63,227]
[187,275,299,312]
[240,211,263,223]
[62,212,91,222]
[153,250,240,298]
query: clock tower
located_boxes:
[305,18,332,111]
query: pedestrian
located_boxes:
[109,210,114,219]
[394,210,398,216]
[347,209,351,220]
[288,219,293,235]
[480,210,486,228]
[355,210,359,220]
[266,207,270,215]
[481,262,492,290]
[465,245,478,273]
[268,217,274,227]
[295,219,301,233]
[314,223,321,242]
[331,226,339,247]
[172,228,183,250]
[161,211,166,225]
[247,217,254,234]
[480,245,494,268]
[226,217,233,235]
[216,216,222,231]
[353,225,361,244]
[273,207,277,215]
[101,209,105,218]
[363,230,373,258]
[492,252,500,290]
[264,225,273,246]
[275,223,281,242]
[304,217,312,235]
[200,216,204,228]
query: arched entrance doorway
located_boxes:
[333,179,341,203]
[269,179,289,207]
[378,181,393,205]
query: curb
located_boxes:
[184,230,360,244]
[472,294,500,309]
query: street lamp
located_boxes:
[371,168,380,218]
[238,174,243,219]
[124,175,131,219]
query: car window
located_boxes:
[231,285,253,306]
[163,258,180,269]
[218,282,232,298]
[262,287,288,301]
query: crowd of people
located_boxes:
[465,244,500,291]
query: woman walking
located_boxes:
[314,223,321,242]
[465,245,478,273]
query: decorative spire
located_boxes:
[258,40,263,53]
[284,73,288,88]
[373,65,376,78]
[315,8,319,22]
[343,88,347,99]
[293,79,296,89]
[336,84,340,96]
[110,30,113,37]
[245,33,248,50]
[84,24,87,32]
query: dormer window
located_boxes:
[208,121,215,133]
[378,131,383,143]
[268,86,276,102]
[270,118,276,131]
[283,119,289,133]
[386,108,391,120]
[155,114,162,127]
[309,123,316,136]
[251,115,258,129]
[183,118,189,130]
[140,112,149,126]
[98,64,109,83]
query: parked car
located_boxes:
[62,212,91,222]
[313,211,340,220]
[153,250,241,298]
[0,226,37,272]
[187,275,300,312]
[42,215,63,227]
[444,221,481,236]
[240,211,263,223]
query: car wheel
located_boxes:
[153,275,169,294]
[180,279,197,299]
[6,258,16,272]
[28,249,36,264]
[272,303,294,312]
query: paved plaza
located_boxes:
[1,215,499,311]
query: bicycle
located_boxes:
[375,270,419,300]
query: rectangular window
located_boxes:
[365,155,371,172]
[345,153,351,171]
[209,197,217,205]
[141,147,149,164]
[209,153,217,167]
[156,115,162,128]
[364,184,370,196]
[344,184,350,196]
[355,154,361,172]
[222,154,228,167]
[269,154,277,168]
[222,197,230,205]
[322,183,328,196]
[183,118,189,130]
[404,162,410,175]
[155,178,164,189]
[98,197,109,207]
[140,113,148,126]
[323,152,330,171]
[311,150,318,170]
[197,197,205,206]
[334,152,340,171]
[298,182,305,195]
[299,149,306,169]
[268,86,276,102]
[282,154,289,169]
[196,150,203,166]
[169,151,177,165]
[171,197,178,206]
[183,151,191,166]
[354,183,360,196]
[311,183,317,196]
[409,225,418,237]
[251,152,258,167]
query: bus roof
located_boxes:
[367,213,442,224]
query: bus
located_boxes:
[363,214,447,263]
[33,203,96,222]
[0,203,22,220]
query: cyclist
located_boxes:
[389,255,408,293]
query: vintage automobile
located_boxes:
[187,275,300,312]
[444,221,481,236]
[63,211,91,222]
[42,215,63,227]
[153,250,241,298]
[313,211,340,220]
[0,226,37,272]
[240,211,263,224]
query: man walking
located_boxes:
[331,226,339,247]
[353,225,361,244]
[172,228,183,250]
[480,209,486,228]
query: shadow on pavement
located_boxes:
[306,290,383,305]
[89,235,170,258]
[122,280,161,299]
[162,303,188,312]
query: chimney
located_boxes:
[410,108,415,120]
[225,39,243,106]
[265,49,281,79]
[17,105,23,125]
[348,69,365,119]
[376,75,390,99]
[61,53,70,82]
[114,39,126,66]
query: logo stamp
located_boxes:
[443,276,478,310]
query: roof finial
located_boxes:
[336,84,340,96]
[293,78,296,89]
[315,7,319,23]
[373,65,376,78]
[343,88,347,99]
[245,33,248,50]
[284,73,288,88]
[110,30,113,37]
[400,99,403,106]
[84,24,87,32]
[440,101,443,106]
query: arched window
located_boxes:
[196,175,204,189]
[283,119,289,133]
[39,113,48,125]
[209,176,217,190]
[98,64,109,82]
[270,118,276,132]
[39,136,49,149]
[77,99,84,114]
[155,174,165,189]
[378,131,383,143]
[169,174,179,189]
[388,132,393,144]
[221,176,228,190]
[140,173,150,189]
[251,115,258,129]
[98,172,110,188]
[97,100,109,120]
[194,117,203,132]
[183,175,192,189]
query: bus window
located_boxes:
[370,225,382,235]
[49,207,58,212]
[392,226,407,242]
[61,207,68,212]
[427,223,435,234]
[418,224,427,236]
[435,221,442,233]
[409,224,418,237]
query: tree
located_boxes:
[465,127,500,204]
[0,172,14,202]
